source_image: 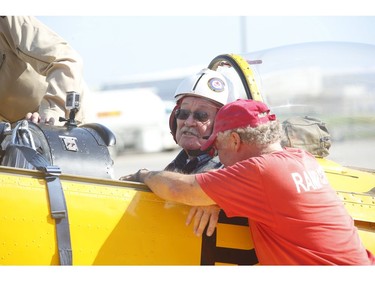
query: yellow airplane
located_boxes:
[0,42,374,265]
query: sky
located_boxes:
[5,0,375,90]
[35,15,375,90]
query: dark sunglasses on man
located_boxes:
[175,109,210,123]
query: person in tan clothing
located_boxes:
[0,16,87,125]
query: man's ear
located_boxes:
[230,132,242,151]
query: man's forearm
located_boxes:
[137,169,214,206]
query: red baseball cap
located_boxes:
[201,99,276,151]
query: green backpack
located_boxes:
[281,116,331,157]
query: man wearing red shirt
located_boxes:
[121,99,375,265]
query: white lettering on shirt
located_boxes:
[291,166,329,193]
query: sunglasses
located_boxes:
[175,109,210,122]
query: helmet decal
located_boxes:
[207,78,225,92]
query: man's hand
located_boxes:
[186,205,220,237]
[25,112,55,125]
[119,173,138,182]
[119,169,149,182]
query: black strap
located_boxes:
[14,145,73,265]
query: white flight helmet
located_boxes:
[169,68,230,144]
[174,68,229,106]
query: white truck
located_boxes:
[87,87,177,155]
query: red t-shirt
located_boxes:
[196,147,375,265]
